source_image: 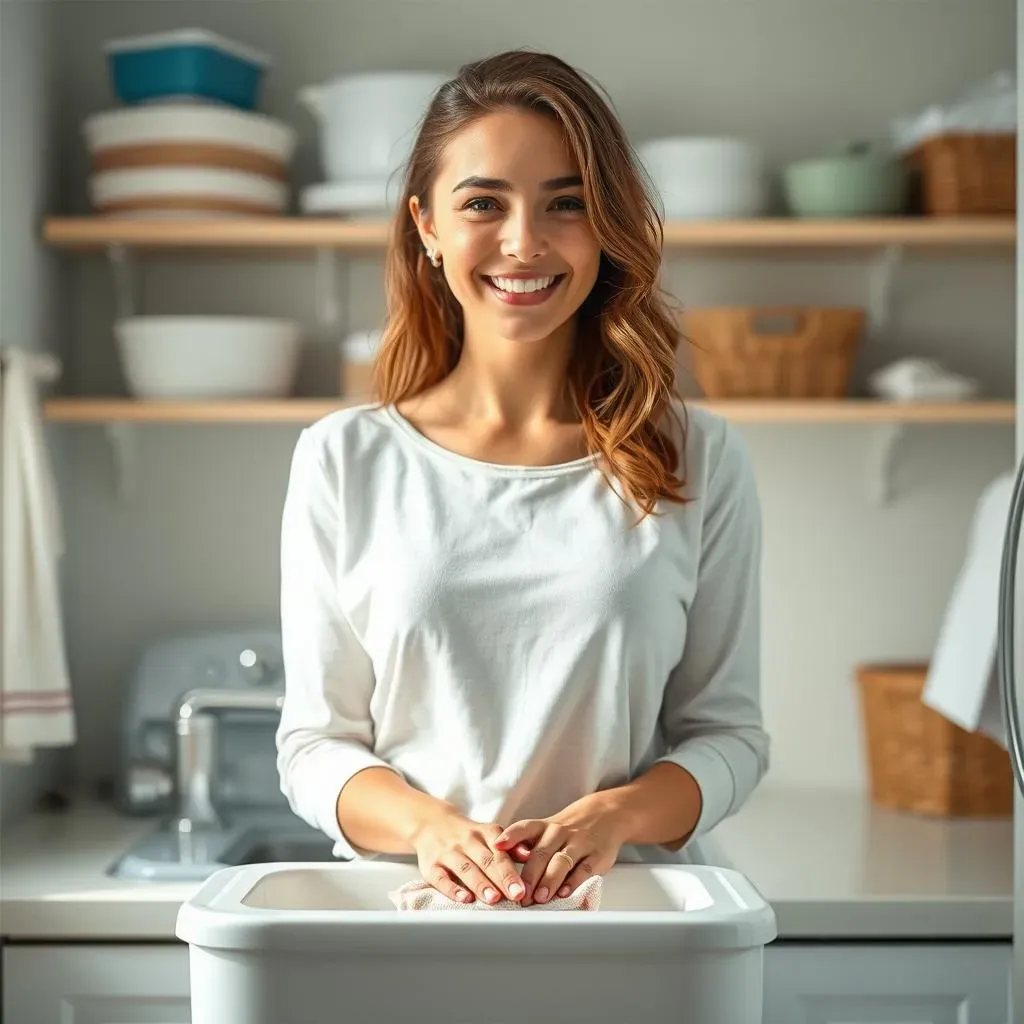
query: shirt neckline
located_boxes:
[381,404,601,478]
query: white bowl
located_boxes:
[84,104,297,164]
[299,71,450,183]
[300,179,401,217]
[636,136,767,219]
[114,316,302,398]
[90,167,288,216]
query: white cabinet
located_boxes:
[765,944,1011,1024]
[2,944,190,1023]
[2,940,1012,1023]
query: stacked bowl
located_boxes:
[86,29,295,217]
[298,71,450,218]
[635,137,769,220]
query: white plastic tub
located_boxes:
[176,861,776,1024]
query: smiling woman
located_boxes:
[416,144,597,328]
[276,50,769,913]
[376,50,684,497]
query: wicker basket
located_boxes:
[855,663,1012,818]
[905,132,1016,216]
[682,306,864,399]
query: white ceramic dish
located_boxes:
[300,179,399,217]
[637,136,768,219]
[90,167,287,215]
[176,861,776,1024]
[84,104,297,163]
[299,71,450,182]
[114,316,302,398]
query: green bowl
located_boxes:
[782,149,908,218]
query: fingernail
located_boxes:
[456,889,471,902]
[535,886,549,903]
[508,882,524,899]
[557,885,570,897]
[483,887,498,903]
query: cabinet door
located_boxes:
[3,944,190,1023]
[764,943,1011,1024]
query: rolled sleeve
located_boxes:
[656,419,770,843]
[275,426,400,860]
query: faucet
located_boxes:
[173,685,284,834]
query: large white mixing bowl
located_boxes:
[115,316,302,398]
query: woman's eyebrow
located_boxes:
[452,174,583,193]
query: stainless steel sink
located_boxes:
[221,835,338,866]
[109,810,341,882]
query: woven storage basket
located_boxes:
[906,132,1015,215]
[855,662,1012,818]
[682,307,864,399]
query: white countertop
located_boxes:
[0,787,1012,942]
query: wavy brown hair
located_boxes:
[373,49,688,520]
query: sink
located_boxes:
[109,810,342,882]
[221,836,338,866]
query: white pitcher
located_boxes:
[299,71,451,184]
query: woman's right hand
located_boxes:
[411,808,527,905]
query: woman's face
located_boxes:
[413,108,602,346]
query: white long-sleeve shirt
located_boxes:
[276,401,768,866]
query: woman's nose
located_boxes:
[501,211,547,263]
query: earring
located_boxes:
[425,246,442,268]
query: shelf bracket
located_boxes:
[107,244,138,319]
[314,247,340,328]
[869,422,905,506]
[867,244,903,335]
[104,422,138,502]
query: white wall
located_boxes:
[51,0,1016,795]
[0,0,70,824]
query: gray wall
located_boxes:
[49,0,1016,794]
[0,0,70,825]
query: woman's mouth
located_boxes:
[483,273,565,306]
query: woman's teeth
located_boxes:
[488,275,557,294]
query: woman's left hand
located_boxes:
[492,798,627,906]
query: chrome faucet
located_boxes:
[173,684,284,834]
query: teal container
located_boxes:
[105,29,271,110]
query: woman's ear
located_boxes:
[409,194,438,254]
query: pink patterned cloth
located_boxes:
[388,875,603,912]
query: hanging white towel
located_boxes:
[0,346,75,760]
[921,471,1013,748]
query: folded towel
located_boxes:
[388,875,603,912]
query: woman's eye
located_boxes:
[552,196,586,212]
[464,197,499,213]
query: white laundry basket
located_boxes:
[176,861,777,1024]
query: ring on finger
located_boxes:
[552,849,575,870]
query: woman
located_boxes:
[276,49,768,909]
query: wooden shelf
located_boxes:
[43,398,357,422]
[42,216,1016,251]
[43,397,1016,425]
